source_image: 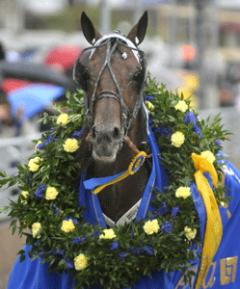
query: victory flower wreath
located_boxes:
[0,77,229,289]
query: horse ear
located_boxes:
[127,11,148,46]
[81,12,101,44]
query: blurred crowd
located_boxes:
[0,41,80,137]
[0,1,239,138]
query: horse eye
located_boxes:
[74,61,90,91]
[80,71,90,91]
[131,68,143,82]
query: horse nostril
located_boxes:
[113,127,121,139]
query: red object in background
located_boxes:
[181,44,196,63]
[2,79,30,94]
[44,45,82,71]
[1,45,81,95]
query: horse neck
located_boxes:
[90,106,150,222]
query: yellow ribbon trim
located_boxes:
[93,151,147,194]
[192,153,223,289]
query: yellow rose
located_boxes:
[175,186,191,199]
[145,101,155,112]
[184,226,197,241]
[61,219,75,233]
[99,228,116,240]
[56,113,69,126]
[32,222,42,238]
[174,100,188,113]
[63,138,79,153]
[20,190,29,199]
[74,253,88,271]
[200,150,216,164]
[45,186,59,201]
[143,219,160,235]
[171,131,185,148]
[28,157,42,172]
[20,190,29,205]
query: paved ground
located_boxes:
[0,221,24,289]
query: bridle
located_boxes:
[73,33,146,135]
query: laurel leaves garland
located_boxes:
[1,78,229,289]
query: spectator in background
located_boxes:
[219,82,235,107]
[0,41,39,137]
[0,42,14,136]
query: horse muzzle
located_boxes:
[90,126,123,163]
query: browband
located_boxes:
[89,33,140,63]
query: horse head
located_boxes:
[74,11,148,163]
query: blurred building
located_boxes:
[156,2,240,61]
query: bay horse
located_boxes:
[6,11,240,289]
[75,11,149,222]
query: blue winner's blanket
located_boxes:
[6,128,240,289]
